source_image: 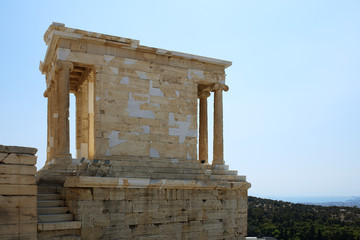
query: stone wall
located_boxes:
[62,176,248,240]
[0,145,37,239]
[60,45,210,160]
[92,56,199,160]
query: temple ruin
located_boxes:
[0,23,250,239]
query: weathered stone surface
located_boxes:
[0,153,37,165]
[62,185,248,239]
[0,164,36,175]
[0,184,37,196]
[80,227,103,240]
[0,146,37,239]
[0,174,36,185]
[0,196,37,208]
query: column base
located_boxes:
[45,154,73,168]
[211,164,229,170]
[55,153,72,159]
[212,160,225,166]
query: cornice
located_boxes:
[40,23,232,75]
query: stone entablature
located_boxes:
[40,22,232,165]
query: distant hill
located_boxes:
[248,196,360,240]
[302,197,360,208]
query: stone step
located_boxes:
[37,200,64,208]
[38,221,82,231]
[37,194,61,200]
[38,214,73,222]
[154,167,204,174]
[39,169,78,174]
[93,161,207,170]
[37,168,78,184]
[211,170,238,175]
[93,156,199,163]
[86,157,206,167]
[111,166,205,174]
[41,236,80,240]
[38,175,73,184]
[113,171,152,179]
[111,172,206,180]
[37,185,60,194]
[210,174,245,181]
[109,171,209,181]
[212,165,229,170]
[150,172,207,180]
[39,172,78,178]
[38,207,69,215]
[236,175,247,181]
[149,161,207,167]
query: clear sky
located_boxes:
[1,0,359,199]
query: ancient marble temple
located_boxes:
[37,23,250,239]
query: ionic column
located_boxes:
[75,91,82,159]
[210,83,229,165]
[55,60,73,159]
[52,80,59,161]
[46,88,54,163]
[198,90,210,163]
[45,89,51,163]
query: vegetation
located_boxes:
[248,196,360,240]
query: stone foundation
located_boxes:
[62,176,249,240]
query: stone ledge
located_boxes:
[0,145,37,155]
[38,221,81,231]
[64,176,250,190]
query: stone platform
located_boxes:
[36,157,250,239]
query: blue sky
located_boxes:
[0,0,359,198]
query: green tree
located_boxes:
[316,228,322,240]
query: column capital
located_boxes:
[56,60,73,72]
[210,83,229,92]
[198,90,210,99]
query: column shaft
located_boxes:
[198,91,210,163]
[213,89,224,164]
[211,83,229,165]
[75,91,82,159]
[56,61,73,159]
[51,81,58,161]
[46,90,51,162]
[47,80,57,164]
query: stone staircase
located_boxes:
[37,157,247,185]
[75,157,247,183]
[210,164,247,182]
[37,184,81,238]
